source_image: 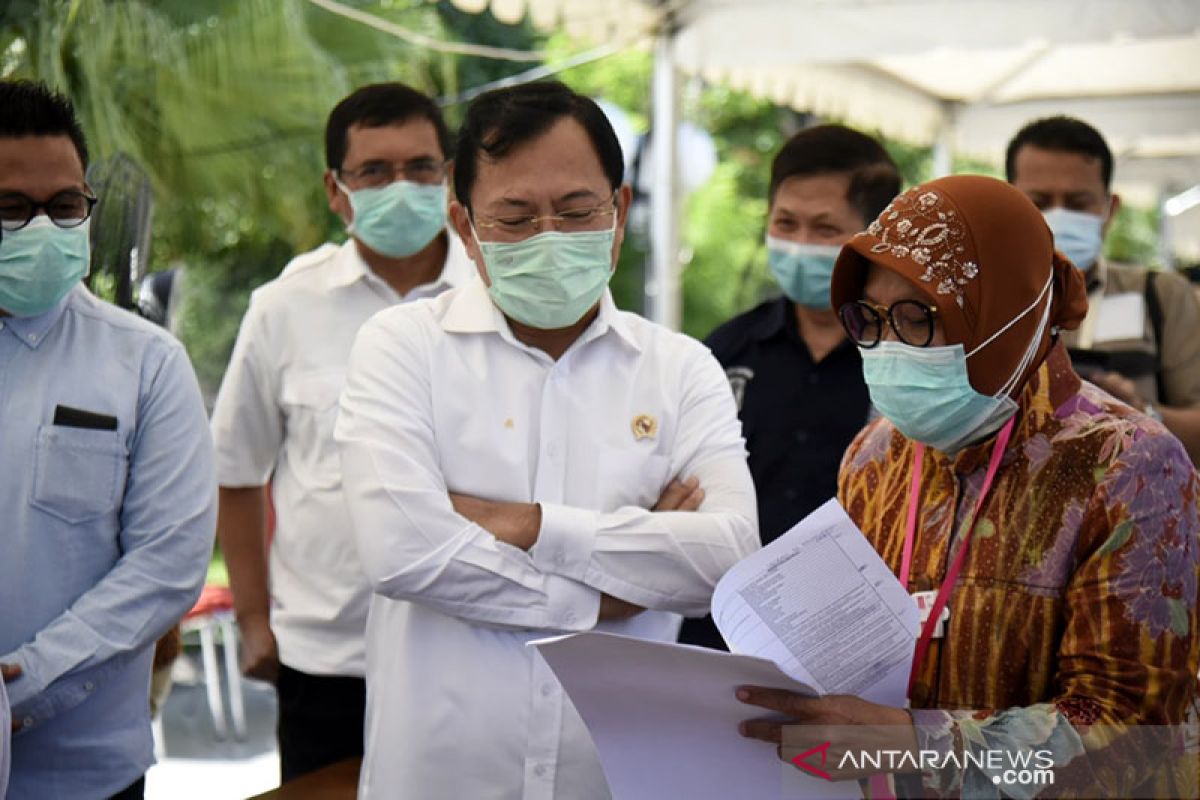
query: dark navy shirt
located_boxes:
[678,296,872,649]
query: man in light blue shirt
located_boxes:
[0,80,217,799]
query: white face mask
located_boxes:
[860,272,1054,453]
[1042,205,1106,272]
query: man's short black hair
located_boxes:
[325,82,451,171]
[1005,115,1113,189]
[453,81,623,214]
[768,124,900,225]
[0,80,89,169]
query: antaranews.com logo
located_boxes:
[792,742,1055,789]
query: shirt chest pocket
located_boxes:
[280,369,345,491]
[31,425,128,524]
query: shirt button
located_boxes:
[533,764,548,778]
[83,681,95,692]
[563,611,577,625]
[546,443,560,458]
[807,373,819,384]
[540,683,554,698]
[22,717,33,729]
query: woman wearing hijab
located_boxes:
[736,175,1200,797]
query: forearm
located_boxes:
[1157,404,1200,465]
[216,485,272,623]
[533,456,759,616]
[3,504,213,712]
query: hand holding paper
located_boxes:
[533,499,920,799]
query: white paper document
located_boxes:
[1092,291,1146,344]
[532,499,920,799]
[712,499,919,707]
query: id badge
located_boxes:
[912,590,950,638]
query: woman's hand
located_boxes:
[736,686,919,781]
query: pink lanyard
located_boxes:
[900,415,1017,698]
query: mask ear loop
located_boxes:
[965,270,1054,360]
[997,280,1054,398]
[962,270,1055,398]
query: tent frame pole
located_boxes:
[647,25,681,329]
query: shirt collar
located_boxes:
[326,230,473,294]
[440,278,642,354]
[2,286,74,349]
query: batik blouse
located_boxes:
[838,344,1200,797]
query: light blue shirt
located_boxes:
[0,286,216,799]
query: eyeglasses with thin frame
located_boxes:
[337,158,446,188]
[839,299,940,348]
[472,191,619,242]
[0,190,98,232]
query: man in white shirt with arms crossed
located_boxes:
[336,81,759,799]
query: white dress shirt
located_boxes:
[336,277,759,799]
[211,234,472,677]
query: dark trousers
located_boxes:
[276,664,366,783]
[109,776,145,800]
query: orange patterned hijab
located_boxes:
[831,175,1089,396]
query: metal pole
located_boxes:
[931,103,956,178]
[647,27,681,329]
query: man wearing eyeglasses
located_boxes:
[210,83,472,782]
[335,81,758,799]
[0,80,216,800]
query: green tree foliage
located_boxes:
[4,0,1166,390]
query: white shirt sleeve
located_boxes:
[210,293,284,487]
[335,310,601,632]
[532,346,760,617]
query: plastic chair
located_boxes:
[180,584,246,739]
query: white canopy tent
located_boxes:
[449,0,1200,328]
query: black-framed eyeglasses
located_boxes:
[0,190,98,232]
[337,158,446,188]
[472,191,619,243]
[839,299,939,348]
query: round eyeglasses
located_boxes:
[0,190,98,232]
[472,192,619,243]
[337,158,447,188]
[838,299,939,348]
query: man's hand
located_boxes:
[3,663,22,731]
[653,476,705,511]
[736,686,918,781]
[598,594,646,621]
[237,613,280,683]
[1089,370,1145,410]
[449,493,542,550]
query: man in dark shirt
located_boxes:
[679,124,901,649]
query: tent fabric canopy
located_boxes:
[448,0,1200,196]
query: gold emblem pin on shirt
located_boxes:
[632,414,657,441]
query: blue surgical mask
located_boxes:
[472,221,616,330]
[0,217,90,317]
[1042,206,1105,271]
[860,273,1053,453]
[338,179,447,258]
[766,235,840,309]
